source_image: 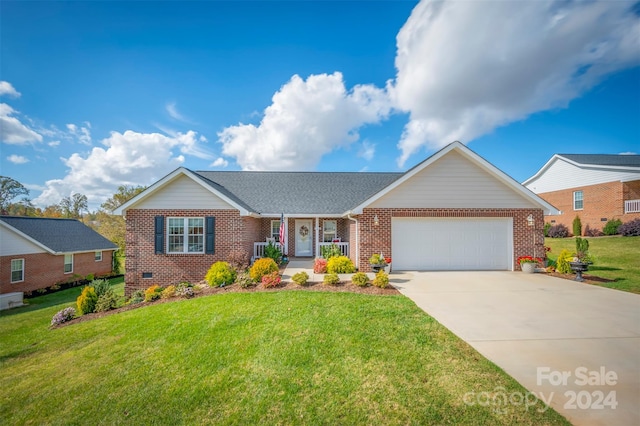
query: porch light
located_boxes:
[526,214,534,227]
[374,215,379,226]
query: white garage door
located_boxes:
[391,217,512,271]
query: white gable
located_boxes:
[134,174,235,210]
[370,150,537,209]
[0,226,46,256]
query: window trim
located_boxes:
[166,217,205,254]
[270,220,281,243]
[11,258,24,283]
[323,220,337,243]
[95,251,103,262]
[573,190,584,211]
[64,254,74,274]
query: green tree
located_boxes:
[0,176,29,214]
[60,193,88,219]
[101,185,145,213]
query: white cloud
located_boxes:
[391,0,640,166]
[48,140,61,147]
[0,81,21,98]
[166,101,195,124]
[33,130,206,208]
[619,151,637,155]
[0,103,43,144]
[7,154,29,164]
[218,72,391,170]
[66,122,92,145]
[211,157,229,168]
[358,140,376,161]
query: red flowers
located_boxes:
[517,256,542,264]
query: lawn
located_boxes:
[0,282,569,425]
[545,235,640,294]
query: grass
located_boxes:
[545,235,640,294]
[0,283,569,425]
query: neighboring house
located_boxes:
[116,141,557,295]
[523,154,640,234]
[0,216,118,294]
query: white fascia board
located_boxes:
[0,221,55,254]
[261,213,344,218]
[522,155,561,186]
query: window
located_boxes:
[64,254,73,274]
[167,217,204,253]
[573,191,584,210]
[11,259,24,283]
[270,220,281,242]
[95,251,102,261]
[323,220,337,242]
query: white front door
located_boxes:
[295,219,313,256]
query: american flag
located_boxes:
[279,213,286,253]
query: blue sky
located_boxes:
[1,0,639,209]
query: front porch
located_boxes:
[254,241,349,260]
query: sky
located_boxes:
[1,0,639,210]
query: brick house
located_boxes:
[116,141,558,295]
[523,154,640,234]
[0,216,118,294]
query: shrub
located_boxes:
[603,219,622,235]
[572,215,582,237]
[292,271,309,286]
[543,222,551,237]
[547,224,569,238]
[323,273,340,286]
[95,289,119,312]
[128,290,145,305]
[91,279,111,298]
[250,258,279,282]
[264,242,283,264]
[584,224,603,237]
[321,243,342,259]
[351,272,369,287]
[261,271,281,288]
[144,285,163,302]
[236,272,254,288]
[556,249,573,274]
[313,258,327,274]
[326,256,356,274]
[85,273,95,281]
[369,253,385,265]
[227,249,250,270]
[372,271,390,288]
[205,261,237,287]
[175,282,195,298]
[76,286,98,315]
[161,285,176,299]
[51,307,76,326]
[618,219,640,236]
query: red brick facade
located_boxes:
[0,250,114,294]
[538,180,640,234]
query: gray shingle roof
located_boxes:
[194,171,403,215]
[559,154,640,167]
[0,216,118,253]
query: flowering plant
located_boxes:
[384,256,392,264]
[51,307,76,326]
[369,254,387,265]
[517,256,542,265]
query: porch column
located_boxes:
[315,217,319,258]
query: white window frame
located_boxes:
[64,254,74,274]
[11,259,24,283]
[323,220,337,243]
[95,251,103,262]
[167,217,205,254]
[270,220,281,243]
[573,190,584,210]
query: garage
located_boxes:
[391,217,513,271]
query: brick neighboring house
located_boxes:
[0,216,118,294]
[523,154,640,234]
[116,141,558,295]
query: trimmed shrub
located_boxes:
[351,272,369,287]
[292,271,309,286]
[261,271,281,288]
[619,219,640,236]
[323,273,340,286]
[161,285,176,299]
[227,249,250,270]
[205,261,237,287]
[321,243,342,259]
[313,258,327,274]
[547,224,569,238]
[572,215,582,237]
[584,224,603,237]
[372,271,390,288]
[128,290,145,305]
[144,285,163,302]
[556,249,573,274]
[236,272,254,288]
[85,273,95,281]
[175,282,195,298]
[95,289,119,312]
[603,219,622,236]
[91,279,111,298]
[326,256,356,274]
[76,286,98,315]
[264,242,283,264]
[250,258,279,282]
[543,222,552,237]
[51,307,76,326]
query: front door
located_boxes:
[295,219,313,257]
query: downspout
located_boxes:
[347,213,359,269]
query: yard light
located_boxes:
[374,215,379,226]
[526,214,534,227]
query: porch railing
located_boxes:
[625,199,640,214]
[319,242,349,257]
[253,242,269,260]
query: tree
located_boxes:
[60,193,88,219]
[100,185,146,212]
[0,176,30,214]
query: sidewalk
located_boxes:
[281,259,375,282]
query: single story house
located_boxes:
[116,141,558,295]
[0,216,118,294]
[523,154,640,234]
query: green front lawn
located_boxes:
[0,284,568,425]
[545,236,640,294]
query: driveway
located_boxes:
[391,271,640,426]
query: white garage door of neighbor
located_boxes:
[391,218,512,271]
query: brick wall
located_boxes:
[357,208,544,272]
[0,250,114,294]
[539,180,640,234]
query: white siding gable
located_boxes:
[525,158,640,193]
[370,150,536,209]
[135,175,235,210]
[0,226,46,256]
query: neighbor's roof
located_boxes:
[558,154,640,168]
[0,216,118,254]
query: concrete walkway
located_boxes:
[391,271,640,426]
[282,259,376,282]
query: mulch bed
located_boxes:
[543,271,616,284]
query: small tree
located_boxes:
[572,215,582,237]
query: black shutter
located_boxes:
[206,216,215,254]
[154,216,164,254]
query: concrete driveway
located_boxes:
[391,271,640,426]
